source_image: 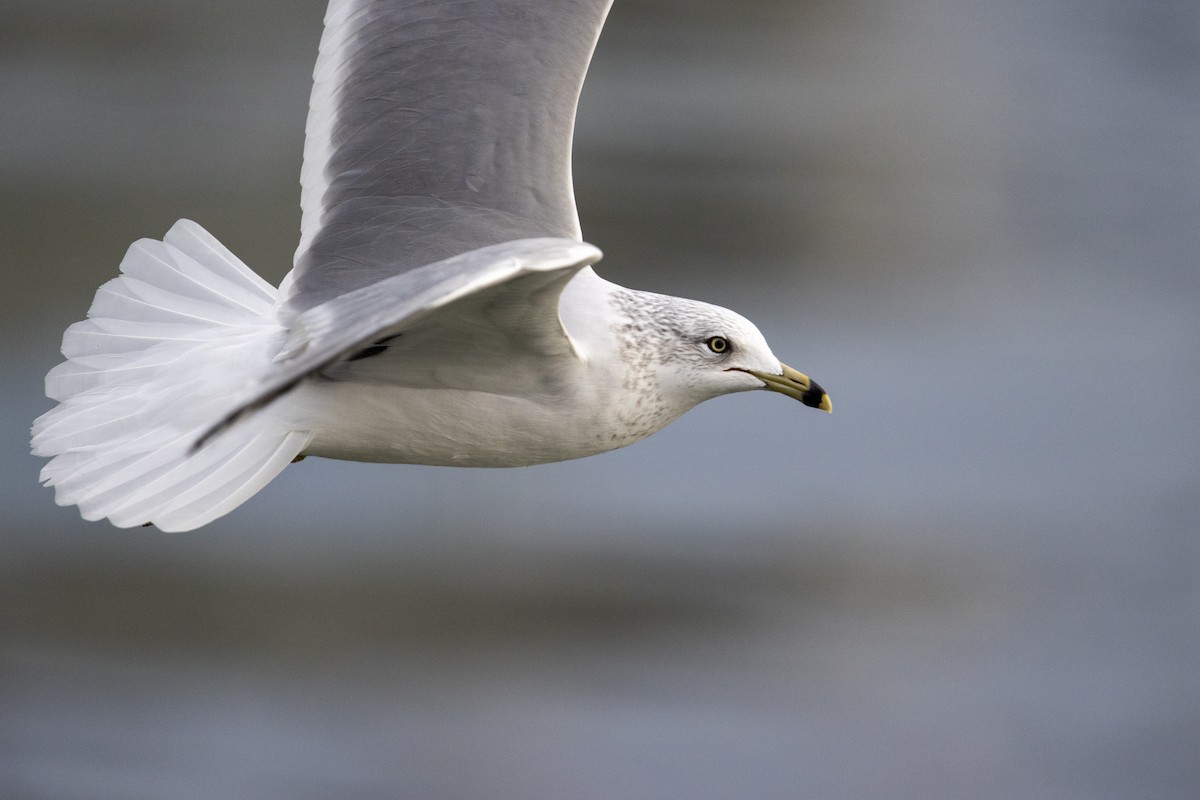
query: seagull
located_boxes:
[32,0,831,532]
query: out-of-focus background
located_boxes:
[3,0,1197,797]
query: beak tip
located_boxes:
[749,365,831,412]
[801,384,832,413]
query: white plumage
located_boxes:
[33,221,310,531]
[32,1,829,531]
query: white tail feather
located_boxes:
[32,220,311,531]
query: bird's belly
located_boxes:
[282,379,653,467]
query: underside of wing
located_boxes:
[201,238,602,447]
[289,0,614,313]
[322,267,585,395]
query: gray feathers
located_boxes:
[289,0,614,312]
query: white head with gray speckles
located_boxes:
[608,288,790,417]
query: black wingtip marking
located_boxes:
[190,334,402,455]
[346,333,403,362]
[191,377,303,455]
[347,344,388,361]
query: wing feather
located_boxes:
[202,237,601,447]
[287,0,613,312]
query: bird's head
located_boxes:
[615,292,831,413]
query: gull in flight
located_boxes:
[32,0,831,531]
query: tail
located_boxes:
[31,220,311,531]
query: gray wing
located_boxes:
[200,238,601,448]
[286,0,614,313]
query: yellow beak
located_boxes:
[745,363,832,412]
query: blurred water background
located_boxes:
[3,0,1198,797]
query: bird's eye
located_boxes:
[706,336,730,354]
